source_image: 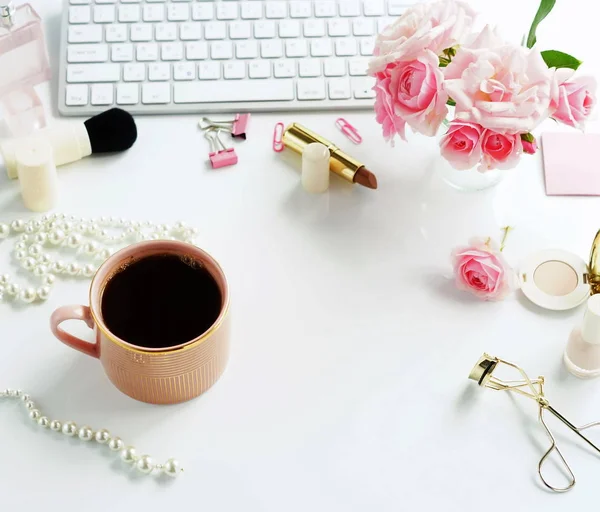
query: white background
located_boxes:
[2,0,600,510]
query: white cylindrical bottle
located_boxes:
[16,137,59,212]
[564,294,600,378]
[302,142,330,194]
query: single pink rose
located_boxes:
[374,78,407,143]
[369,0,476,75]
[480,130,522,170]
[551,75,597,130]
[452,238,513,301]
[439,120,484,170]
[444,45,553,133]
[521,136,538,155]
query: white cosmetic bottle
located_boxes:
[564,294,600,378]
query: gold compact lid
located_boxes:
[469,354,498,386]
[588,229,600,295]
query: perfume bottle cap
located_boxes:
[0,2,14,24]
[582,295,600,345]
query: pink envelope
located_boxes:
[542,132,600,196]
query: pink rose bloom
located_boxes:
[452,238,514,301]
[369,0,476,75]
[374,78,407,143]
[444,44,553,133]
[550,71,596,130]
[521,136,538,155]
[439,120,484,170]
[480,130,522,170]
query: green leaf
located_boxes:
[521,133,535,143]
[541,50,582,70]
[526,0,556,49]
[446,98,456,107]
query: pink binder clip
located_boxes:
[206,130,238,169]
[231,113,251,139]
[335,118,363,145]
[273,122,285,152]
[200,114,251,139]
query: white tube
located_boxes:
[1,123,91,179]
[16,138,59,212]
[302,142,330,194]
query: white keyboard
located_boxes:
[58,0,409,116]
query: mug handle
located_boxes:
[50,305,99,359]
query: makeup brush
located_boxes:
[1,108,138,179]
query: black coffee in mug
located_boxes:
[101,254,222,349]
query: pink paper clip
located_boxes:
[206,130,238,169]
[335,118,363,145]
[273,122,285,152]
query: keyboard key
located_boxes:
[229,21,251,39]
[105,24,127,42]
[161,42,184,61]
[335,39,357,56]
[122,0,142,3]
[254,21,276,39]
[111,44,134,62]
[360,38,375,56]
[339,1,361,17]
[96,0,117,3]
[364,0,385,16]
[118,5,140,22]
[352,77,376,99]
[290,1,312,18]
[68,25,102,43]
[91,84,114,105]
[286,39,308,57]
[236,41,258,59]
[65,84,89,106]
[155,23,177,41]
[204,22,227,40]
[261,40,283,58]
[149,62,171,81]
[167,3,189,21]
[67,44,108,63]
[315,1,336,17]
[299,59,321,78]
[297,78,326,100]
[142,83,171,104]
[353,19,375,36]
[311,40,332,57]
[174,80,294,103]
[199,62,221,80]
[328,78,351,99]
[69,6,91,24]
[265,2,287,19]
[249,61,271,79]
[274,60,296,78]
[70,0,91,4]
[137,43,158,61]
[328,19,350,36]
[123,63,145,81]
[180,22,202,41]
[224,61,246,79]
[304,19,325,37]
[241,2,262,20]
[130,23,153,42]
[93,5,115,23]
[186,41,208,60]
[388,0,406,15]
[348,57,368,76]
[192,3,213,21]
[279,20,300,38]
[324,58,346,77]
[216,3,238,21]
[67,64,120,83]
[117,83,139,105]
[173,62,196,80]
[211,41,233,60]
[143,4,164,21]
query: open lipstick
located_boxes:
[282,123,378,190]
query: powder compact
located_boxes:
[520,230,600,310]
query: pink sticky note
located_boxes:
[542,132,600,196]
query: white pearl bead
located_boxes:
[163,458,181,478]
[20,394,30,402]
[108,437,124,451]
[14,250,27,261]
[62,221,74,233]
[6,283,20,296]
[14,242,27,251]
[66,263,80,276]
[30,220,41,231]
[98,229,108,239]
[24,400,35,410]
[29,409,41,420]
[38,253,53,265]
[67,234,82,248]
[18,234,29,243]
[98,249,111,261]
[76,222,88,233]
[120,446,137,464]
[78,426,94,441]
[95,429,111,444]
[14,390,23,397]
[0,274,10,285]
[88,223,99,235]
[37,286,51,301]
[48,229,66,245]
[43,274,56,286]
[34,233,47,244]
[28,244,43,257]
[25,225,35,234]
[33,265,48,277]
[83,241,98,255]
[38,416,49,428]
[136,455,155,474]
[150,234,160,241]
[174,221,186,232]
[50,420,62,432]
[82,264,96,277]
[10,220,25,232]
[19,288,37,303]
[51,261,66,274]
[0,223,9,238]
[8,389,17,397]
[22,257,37,271]
[62,421,77,436]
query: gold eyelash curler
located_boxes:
[469,354,600,492]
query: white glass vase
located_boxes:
[435,156,504,192]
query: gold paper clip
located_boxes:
[469,354,600,492]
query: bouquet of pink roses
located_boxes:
[368,0,596,171]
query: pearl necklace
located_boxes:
[0,214,197,305]
[1,388,183,477]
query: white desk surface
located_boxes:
[2,0,600,510]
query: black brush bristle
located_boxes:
[84,108,137,154]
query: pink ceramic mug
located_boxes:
[50,241,230,405]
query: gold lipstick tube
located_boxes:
[282,123,365,184]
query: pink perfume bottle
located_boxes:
[0,2,50,136]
